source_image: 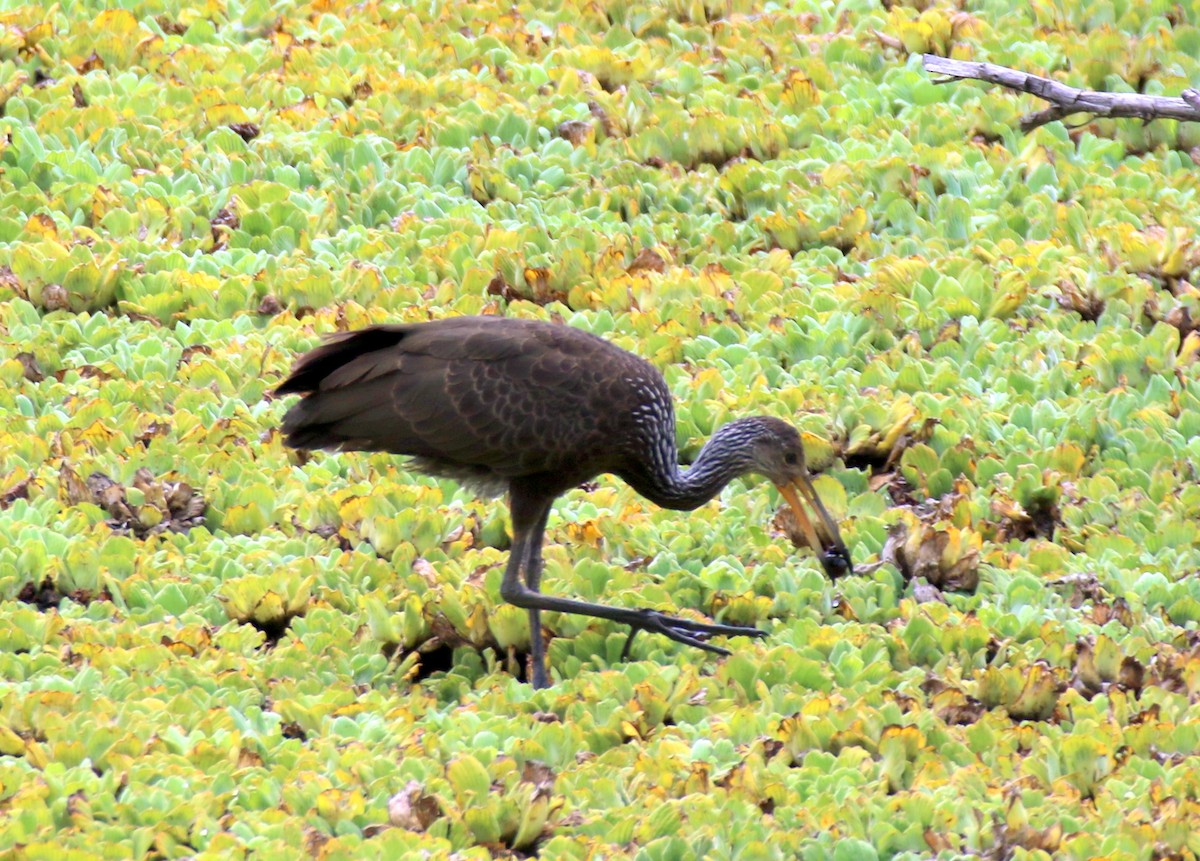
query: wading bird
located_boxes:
[277,316,852,688]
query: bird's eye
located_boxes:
[783,452,798,465]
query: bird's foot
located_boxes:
[620,609,767,661]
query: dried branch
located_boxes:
[922,54,1200,132]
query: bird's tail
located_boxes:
[275,325,408,395]
[275,325,410,450]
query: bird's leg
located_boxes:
[502,486,764,684]
[499,527,544,687]
[503,491,557,689]
[501,583,768,660]
[500,521,765,668]
[523,505,552,689]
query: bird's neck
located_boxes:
[623,423,757,511]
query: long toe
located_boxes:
[662,616,767,638]
[635,609,755,653]
[659,626,732,654]
[620,627,640,662]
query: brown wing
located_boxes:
[277,316,661,483]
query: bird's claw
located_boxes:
[620,609,766,661]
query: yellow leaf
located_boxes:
[94,9,139,36]
[781,72,819,110]
[839,206,869,236]
[523,267,551,295]
[205,104,251,126]
[24,213,57,240]
[1178,331,1200,366]
[0,70,28,108]
[0,726,24,756]
[987,288,1027,320]
[566,520,603,547]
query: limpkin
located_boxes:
[277,316,852,688]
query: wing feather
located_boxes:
[276,316,664,487]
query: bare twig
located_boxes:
[871,29,903,52]
[922,54,1200,132]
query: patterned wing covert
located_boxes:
[278,317,673,489]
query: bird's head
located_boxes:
[743,416,809,485]
[731,417,854,579]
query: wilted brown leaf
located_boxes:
[17,577,64,611]
[59,468,207,538]
[349,79,373,103]
[1119,656,1145,693]
[1,476,32,508]
[210,206,239,249]
[59,464,90,506]
[1048,571,1104,607]
[588,99,619,137]
[16,352,45,382]
[911,577,946,604]
[87,473,133,521]
[524,267,552,299]
[1007,661,1062,721]
[164,481,206,522]
[303,826,330,857]
[1088,595,1133,627]
[76,51,104,73]
[882,518,980,593]
[228,122,260,142]
[521,760,556,795]
[924,829,957,853]
[411,557,438,586]
[486,272,521,302]
[557,119,592,145]
[923,675,984,725]
[983,808,1062,858]
[387,780,442,831]
[627,248,668,274]
[154,15,187,35]
[40,283,70,312]
[867,471,895,493]
[1054,279,1105,322]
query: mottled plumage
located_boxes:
[280,317,672,498]
[278,315,851,688]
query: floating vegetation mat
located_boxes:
[1,0,1199,857]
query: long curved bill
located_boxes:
[775,474,853,578]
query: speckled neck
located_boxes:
[622,418,767,511]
